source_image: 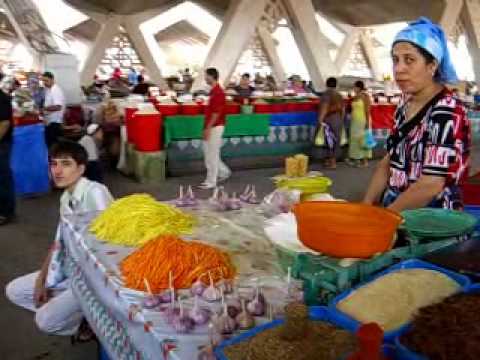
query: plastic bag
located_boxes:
[363,129,377,149]
[314,126,325,146]
[261,189,301,218]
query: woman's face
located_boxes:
[353,86,361,95]
[392,42,438,94]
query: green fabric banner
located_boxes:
[164,114,271,146]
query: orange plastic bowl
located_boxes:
[293,202,403,258]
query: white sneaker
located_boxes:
[198,182,216,190]
[217,173,231,183]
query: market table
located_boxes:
[62,203,282,360]
[370,104,396,130]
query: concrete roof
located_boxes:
[64,0,446,26]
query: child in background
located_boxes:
[78,124,103,183]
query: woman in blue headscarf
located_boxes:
[363,17,471,212]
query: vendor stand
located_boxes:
[62,202,283,360]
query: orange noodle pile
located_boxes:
[120,235,236,292]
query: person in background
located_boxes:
[42,72,65,148]
[128,67,138,86]
[101,100,122,166]
[235,73,255,98]
[132,75,150,96]
[0,74,15,225]
[78,124,103,183]
[264,75,277,92]
[289,75,306,94]
[317,77,344,169]
[199,67,231,190]
[363,17,471,212]
[6,141,113,339]
[28,75,45,110]
[346,80,372,168]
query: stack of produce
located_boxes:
[284,154,309,177]
[120,235,236,292]
[90,194,196,247]
[224,303,357,360]
[336,269,461,331]
[401,292,480,360]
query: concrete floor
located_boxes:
[1,150,479,360]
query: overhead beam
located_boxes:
[440,0,465,37]
[283,0,338,91]
[257,26,287,85]
[80,14,123,85]
[192,0,270,89]
[359,29,382,81]
[123,17,166,87]
[335,27,359,74]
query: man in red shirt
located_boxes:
[199,68,231,189]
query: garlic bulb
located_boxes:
[218,303,237,335]
[142,295,161,310]
[191,278,206,297]
[247,186,260,204]
[202,272,221,302]
[174,185,186,207]
[236,299,255,330]
[173,315,195,334]
[247,287,266,316]
[189,296,210,325]
[158,288,175,303]
[240,185,252,202]
[226,295,241,318]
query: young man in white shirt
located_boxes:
[5,141,113,336]
[42,72,66,148]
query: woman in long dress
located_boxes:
[346,80,372,167]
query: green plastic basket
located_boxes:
[401,209,478,238]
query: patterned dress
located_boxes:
[384,88,471,210]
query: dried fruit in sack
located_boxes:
[120,235,236,292]
[90,194,196,247]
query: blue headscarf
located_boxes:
[393,17,458,84]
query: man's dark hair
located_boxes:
[42,71,54,80]
[137,74,144,83]
[205,67,219,81]
[326,77,337,88]
[242,73,250,79]
[354,80,365,90]
[49,140,88,166]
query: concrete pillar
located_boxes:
[335,28,359,75]
[440,0,464,37]
[192,0,270,90]
[282,0,338,91]
[80,15,123,86]
[462,0,480,88]
[359,30,382,81]
[257,26,287,84]
[123,17,166,87]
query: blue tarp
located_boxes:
[11,124,50,196]
[269,111,318,126]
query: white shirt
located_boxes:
[46,177,113,289]
[44,84,65,125]
[78,135,99,161]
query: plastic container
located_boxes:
[180,104,203,115]
[464,205,480,232]
[253,103,273,113]
[155,104,179,116]
[401,208,478,238]
[133,113,163,152]
[125,107,138,143]
[215,306,354,360]
[241,105,253,114]
[293,202,403,258]
[394,284,480,360]
[328,259,471,342]
[225,103,241,114]
[271,102,286,113]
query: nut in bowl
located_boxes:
[292,202,403,258]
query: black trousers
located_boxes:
[0,142,15,218]
[45,123,64,149]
